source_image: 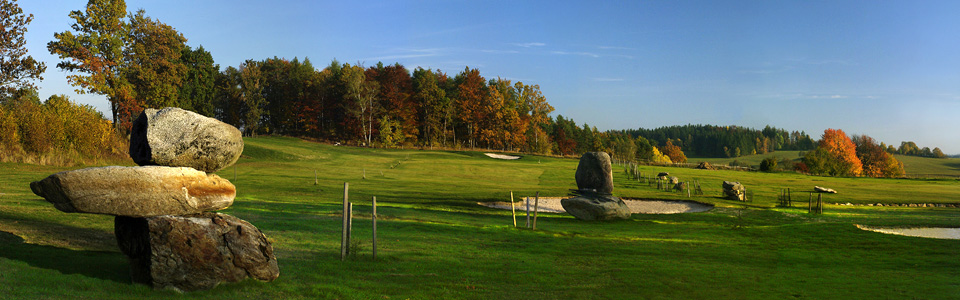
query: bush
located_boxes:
[760,157,778,172]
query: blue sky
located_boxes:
[19,0,960,153]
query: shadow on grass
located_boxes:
[0,230,128,283]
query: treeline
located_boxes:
[621,125,817,158]
[891,141,948,158]
[0,91,127,165]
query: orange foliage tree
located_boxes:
[853,135,904,178]
[662,139,687,163]
[807,129,862,176]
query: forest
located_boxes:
[0,0,949,177]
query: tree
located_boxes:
[806,129,862,176]
[238,60,264,135]
[454,67,485,148]
[124,9,187,110]
[933,147,947,158]
[516,82,553,154]
[852,135,904,178]
[662,139,687,163]
[178,46,217,116]
[0,0,46,97]
[760,157,778,172]
[650,146,672,163]
[47,0,131,128]
[341,63,378,145]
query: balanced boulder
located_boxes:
[30,166,235,217]
[561,194,631,221]
[574,152,614,194]
[130,107,243,173]
[722,181,746,201]
[115,212,279,292]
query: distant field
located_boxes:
[0,137,958,299]
[688,151,805,167]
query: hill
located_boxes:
[0,136,957,299]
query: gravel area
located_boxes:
[856,225,960,240]
[484,153,520,160]
[480,197,713,214]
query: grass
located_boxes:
[1,136,958,299]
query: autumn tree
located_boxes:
[853,135,904,178]
[47,0,131,128]
[340,63,378,145]
[0,0,46,98]
[805,128,862,176]
[518,82,553,154]
[662,139,687,163]
[454,67,485,148]
[369,62,416,145]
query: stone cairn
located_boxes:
[30,107,279,292]
[560,152,631,221]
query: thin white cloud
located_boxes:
[480,49,520,54]
[364,48,444,62]
[551,51,600,58]
[513,42,546,47]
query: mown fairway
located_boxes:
[1,136,958,299]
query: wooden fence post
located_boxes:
[532,192,540,230]
[314,170,318,185]
[341,182,349,261]
[348,202,353,256]
[510,191,517,227]
[372,196,377,260]
[525,197,531,228]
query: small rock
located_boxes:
[560,194,631,221]
[574,152,614,194]
[814,186,837,194]
[30,166,234,217]
[115,212,279,292]
[668,176,680,185]
[130,107,243,173]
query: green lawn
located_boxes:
[1,136,958,299]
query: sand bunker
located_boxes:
[480,197,713,214]
[856,225,960,240]
[484,153,520,160]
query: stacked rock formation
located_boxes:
[30,107,278,292]
[722,181,746,201]
[560,152,631,221]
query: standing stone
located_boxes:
[130,107,243,173]
[30,166,235,217]
[575,152,614,194]
[115,212,279,292]
[561,194,631,221]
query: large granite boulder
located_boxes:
[561,194,631,221]
[115,212,279,292]
[30,166,235,217]
[575,152,614,194]
[722,181,746,201]
[130,107,243,173]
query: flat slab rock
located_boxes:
[115,212,279,292]
[561,195,631,221]
[30,166,234,217]
[130,107,243,173]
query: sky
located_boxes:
[17,0,960,154]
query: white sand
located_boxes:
[856,225,960,240]
[484,153,520,160]
[480,197,713,214]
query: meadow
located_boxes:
[0,136,958,299]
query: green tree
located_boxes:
[412,67,447,147]
[47,0,131,128]
[0,0,46,98]
[238,60,264,135]
[760,157,778,172]
[123,9,187,110]
[178,46,217,116]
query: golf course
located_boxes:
[1,136,958,299]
